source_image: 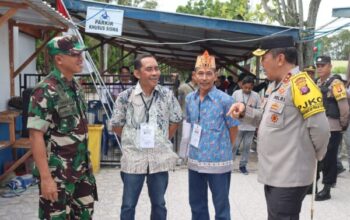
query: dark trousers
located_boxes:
[189,170,231,220]
[120,171,169,220]
[264,185,308,220]
[318,131,342,185]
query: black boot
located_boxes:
[315,184,331,201]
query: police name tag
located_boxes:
[190,124,202,148]
[140,123,155,148]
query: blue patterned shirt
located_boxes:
[186,87,239,173]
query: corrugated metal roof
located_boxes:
[64,0,300,72]
[0,0,75,29]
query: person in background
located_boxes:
[232,76,261,175]
[315,55,349,201]
[226,75,237,96]
[217,75,229,92]
[303,65,316,80]
[112,66,133,100]
[342,75,350,172]
[177,71,198,155]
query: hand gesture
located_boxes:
[227,102,245,119]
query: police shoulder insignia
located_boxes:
[332,79,347,101]
[291,72,325,119]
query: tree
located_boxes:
[176,0,268,22]
[98,0,157,8]
[316,30,350,60]
[261,0,322,67]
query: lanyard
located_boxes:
[187,83,195,91]
[197,99,201,123]
[242,90,251,105]
[140,93,155,123]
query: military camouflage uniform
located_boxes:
[28,68,97,220]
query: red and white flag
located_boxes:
[56,0,69,19]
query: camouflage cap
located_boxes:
[47,35,86,56]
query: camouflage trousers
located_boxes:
[38,175,97,220]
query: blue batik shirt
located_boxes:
[186,86,239,173]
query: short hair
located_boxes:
[270,47,298,65]
[237,73,248,82]
[242,76,255,85]
[219,75,226,81]
[119,66,130,73]
[134,54,155,70]
[227,75,233,81]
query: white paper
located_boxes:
[190,124,202,148]
[140,123,155,148]
[179,121,191,158]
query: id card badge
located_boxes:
[140,123,155,148]
[190,124,202,148]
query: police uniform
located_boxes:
[243,36,330,220]
[315,55,349,201]
[27,35,97,219]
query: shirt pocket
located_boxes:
[265,102,285,128]
[57,103,79,134]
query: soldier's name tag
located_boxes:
[58,99,78,118]
[140,123,155,149]
[190,124,202,148]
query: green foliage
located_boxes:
[95,0,157,9]
[333,66,347,75]
[36,39,45,72]
[316,30,350,61]
[176,0,268,22]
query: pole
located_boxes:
[310,159,318,220]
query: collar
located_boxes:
[134,82,159,96]
[317,75,332,86]
[51,68,76,89]
[194,86,217,101]
[290,66,300,75]
[272,66,300,92]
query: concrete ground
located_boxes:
[1,153,350,220]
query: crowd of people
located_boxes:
[26,34,350,220]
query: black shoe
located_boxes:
[236,150,241,156]
[239,166,248,175]
[315,185,331,201]
[337,167,346,175]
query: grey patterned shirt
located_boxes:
[111,82,183,174]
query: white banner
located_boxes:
[85,7,124,36]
